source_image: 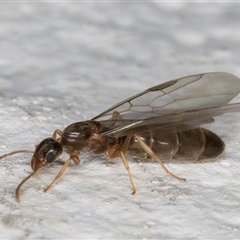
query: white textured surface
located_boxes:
[1,2,240,239]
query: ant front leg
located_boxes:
[52,129,63,141]
[43,150,80,192]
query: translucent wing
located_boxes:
[91,72,240,137]
[93,72,240,121]
[101,102,240,137]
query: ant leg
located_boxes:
[133,134,186,181]
[43,151,80,192]
[52,129,63,140]
[119,151,136,195]
[119,132,136,194]
[104,132,136,194]
[69,151,80,165]
[43,158,71,192]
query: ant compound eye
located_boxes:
[45,150,55,163]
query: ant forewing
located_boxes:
[1,72,240,202]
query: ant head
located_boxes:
[31,138,63,171]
